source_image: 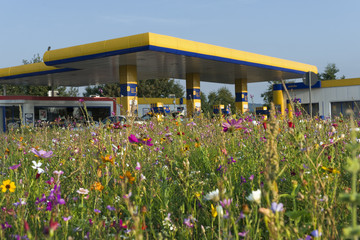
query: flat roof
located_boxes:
[0,32,317,86]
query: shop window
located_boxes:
[5,106,21,130]
[300,103,319,116]
[331,101,357,118]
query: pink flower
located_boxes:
[128,134,139,143]
[119,219,127,229]
[31,148,53,158]
[222,119,244,133]
[53,170,64,176]
[135,162,141,171]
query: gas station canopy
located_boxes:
[0,32,317,87]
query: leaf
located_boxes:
[285,210,310,221]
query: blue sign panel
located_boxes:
[186,88,201,100]
[120,83,137,97]
[235,92,248,102]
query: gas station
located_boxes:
[0,32,317,130]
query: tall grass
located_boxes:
[0,110,358,239]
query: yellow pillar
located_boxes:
[235,78,248,114]
[186,73,201,117]
[119,65,138,116]
[273,84,285,116]
[287,100,293,119]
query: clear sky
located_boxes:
[1,0,359,103]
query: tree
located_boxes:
[57,86,80,97]
[200,91,211,114]
[137,78,184,98]
[319,63,345,80]
[261,81,279,106]
[201,87,235,115]
[83,78,185,98]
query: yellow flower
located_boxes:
[101,155,114,165]
[321,166,340,174]
[1,180,16,193]
[211,204,218,218]
[182,145,190,153]
[194,192,201,198]
[195,142,202,148]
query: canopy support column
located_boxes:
[119,65,138,116]
[235,78,248,114]
[273,84,285,116]
[186,73,201,117]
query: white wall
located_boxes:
[285,85,360,117]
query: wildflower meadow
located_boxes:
[1,104,360,239]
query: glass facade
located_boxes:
[34,106,110,125]
[331,101,360,118]
[5,106,21,130]
[300,103,319,116]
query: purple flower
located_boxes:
[13,198,26,207]
[35,184,65,211]
[249,175,254,181]
[227,157,236,164]
[94,209,101,213]
[311,229,321,237]
[238,231,248,237]
[79,98,84,103]
[9,163,21,170]
[303,164,309,169]
[62,216,72,221]
[1,222,12,229]
[107,205,116,211]
[271,202,284,213]
[220,198,233,208]
[123,191,132,199]
[183,215,197,228]
[240,176,247,184]
[31,148,53,158]
[222,119,244,133]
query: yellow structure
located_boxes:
[235,78,248,113]
[186,73,201,116]
[0,32,318,116]
[287,100,293,119]
[273,87,285,116]
[119,65,138,115]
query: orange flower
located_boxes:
[195,142,202,148]
[91,182,104,192]
[120,171,135,184]
[101,155,114,165]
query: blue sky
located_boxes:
[1,0,359,103]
